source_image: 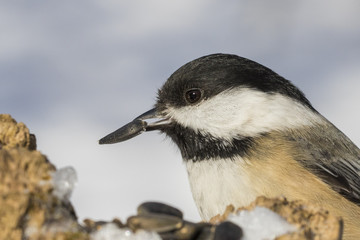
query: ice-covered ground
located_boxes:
[228,207,296,240]
[90,224,161,240]
[89,206,296,240]
[51,167,296,239]
[51,166,78,201]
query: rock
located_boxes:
[0,114,344,239]
[0,114,36,150]
[0,114,86,240]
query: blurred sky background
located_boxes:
[1,0,360,222]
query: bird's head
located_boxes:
[99,54,322,161]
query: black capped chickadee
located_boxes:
[100,54,360,240]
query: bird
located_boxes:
[99,53,360,240]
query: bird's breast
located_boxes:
[184,140,353,222]
[185,157,259,220]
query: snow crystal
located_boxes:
[90,223,162,240]
[51,166,77,201]
[228,206,297,240]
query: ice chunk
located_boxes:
[51,166,77,201]
[90,223,161,240]
[228,206,297,240]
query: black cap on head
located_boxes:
[157,53,314,111]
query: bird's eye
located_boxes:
[185,89,202,104]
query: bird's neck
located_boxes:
[162,123,256,162]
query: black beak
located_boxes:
[99,108,170,144]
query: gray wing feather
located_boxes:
[289,122,360,204]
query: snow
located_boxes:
[228,206,297,240]
[90,223,161,240]
[51,166,77,201]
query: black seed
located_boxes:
[127,214,183,233]
[137,202,183,219]
[214,221,243,240]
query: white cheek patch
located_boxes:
[165,88,324,140]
